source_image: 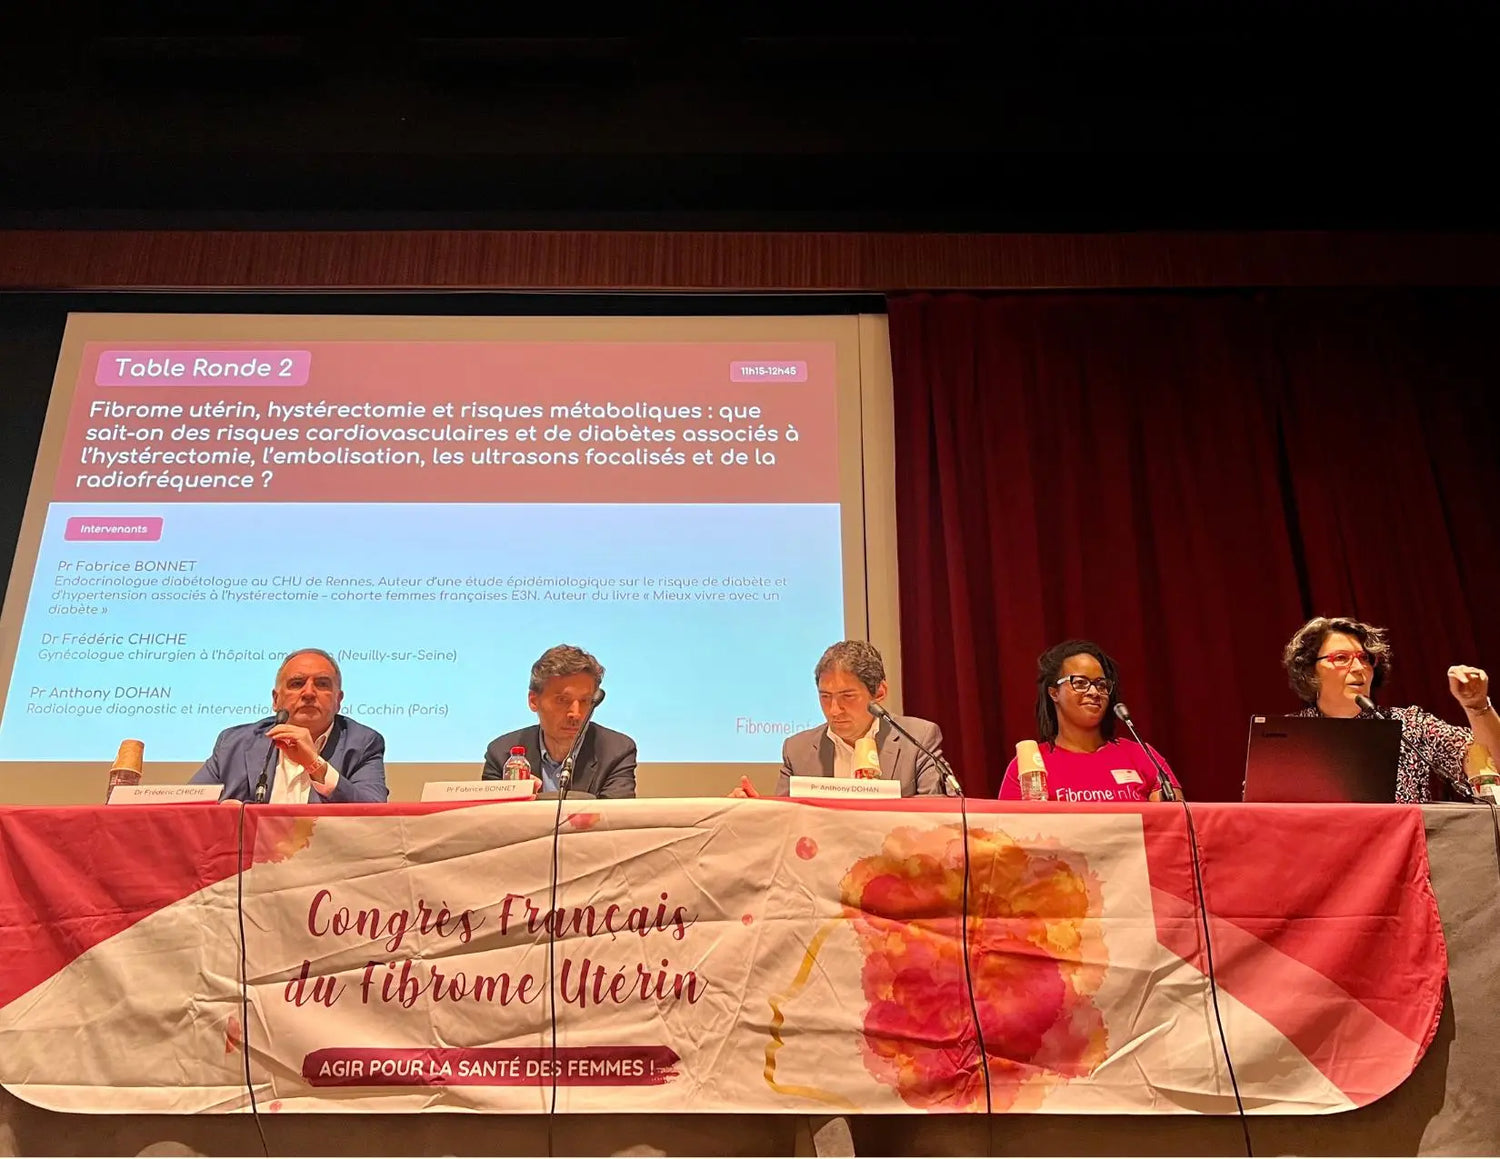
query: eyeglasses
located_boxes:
[1054,675,1115,694]
[1317,650,1373,670]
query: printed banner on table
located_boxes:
[0,799,1445,1114]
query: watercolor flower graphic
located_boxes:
[252,815,317,865]
[841,824,1107,1111]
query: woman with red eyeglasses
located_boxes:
[998,639,1182,802]
[1281,616,1498,802]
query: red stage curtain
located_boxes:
[888,291,1500,800]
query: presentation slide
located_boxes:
[0,314,885,790]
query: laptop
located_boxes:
[1242,715,1402,803]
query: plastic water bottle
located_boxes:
[1470,744,1499,803]
[501,746,532,781]
[1016,740,1048,802]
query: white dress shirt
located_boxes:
[827,717,881,779]
[268,725,341,804]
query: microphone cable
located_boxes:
[1178,792,1253,1157]
[952,776,995,1124]
[873,707,992,1115]
[545,780,566,1158]
[1449,697,1500,886]
[1116,706,1251,1155]
[1476,790,1500,888]
[234,801,272,1158]
[542,695,602,1155]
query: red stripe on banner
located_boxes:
[1141,803,1445,1104]
[0,801,555,1011]
[0,805,244,1009]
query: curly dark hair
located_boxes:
[814,640,886,696]
[1282,617,1391,703]
[1035,639,1120,745]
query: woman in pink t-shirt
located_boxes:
[998,640,1181,803]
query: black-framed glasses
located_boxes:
[1317,650,1373,670]
[1054,675,1115,695]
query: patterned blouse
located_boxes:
[1293,704,1476,804]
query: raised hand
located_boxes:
[1448,665,1491,713]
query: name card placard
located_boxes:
[787,776,901,800]
[107,784,224,805]
[420,780,538,803]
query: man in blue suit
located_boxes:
[191,648,389,803]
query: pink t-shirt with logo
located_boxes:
[997,738,1179,803]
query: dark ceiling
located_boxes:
[0,4,1493,231]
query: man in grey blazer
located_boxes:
[483,644,637,799]
[734,640,947,797]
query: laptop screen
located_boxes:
[1242,716,1402,803]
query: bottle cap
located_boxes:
[510,746,527,755]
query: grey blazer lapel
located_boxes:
[816,731,835,778]
[877,719,902,783]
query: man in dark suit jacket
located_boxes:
[482,644,636,799]
[191,648,389,803]
[736,640,948,798]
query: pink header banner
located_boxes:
[63,516,163,542]
[95,350,312,387]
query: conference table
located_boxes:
[0,797,1496,1156]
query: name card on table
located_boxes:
[787,775,901,800]
[421,780,538,802]
[107,784,223,805]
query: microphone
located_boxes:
[1354,694,1384,718]
[559,687,605,793]
[253,708,290,804]
[1112,703,1177,802]
[866,702,963,796]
